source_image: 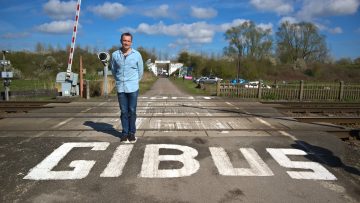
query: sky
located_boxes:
[0,0,360,60]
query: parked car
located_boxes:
[231,78,248,85]
[244,81,271,89]
[199,76,223,84]
[194,76,208,84]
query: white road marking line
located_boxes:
[215,120,227,129]
[98,102,106,106]
[164,122,175,130]
[225,102,240,110]
[175,122,193,130]
[150,120,162,130]
[225,102,234,106]
[255,117,275,129]
[81,107,92,113]
[204,97,211,100]
[194,121,206,129]
[136,118,146,129]
[279,130,297,140]
[51,118,74,129]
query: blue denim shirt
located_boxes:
[110,49,144,93]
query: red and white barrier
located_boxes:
[66,0,81,79]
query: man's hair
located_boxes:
[121,32,133,41]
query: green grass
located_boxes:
[4,79,55,91]
[171,78,216,96]
[139,74,158,95]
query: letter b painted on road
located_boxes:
[139,144,200,178]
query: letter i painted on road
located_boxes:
[24,142,109,180]
[100,145,134,177]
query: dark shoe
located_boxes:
[120,135,129,143]
[128,134,137,143]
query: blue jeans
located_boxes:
[117,90,138,136]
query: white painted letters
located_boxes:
[100,144,134,177]
[267,148,337,180]
[24,142,109,180]
[140,144,200,178]
[210,147,274,176]
[23,142,337,181]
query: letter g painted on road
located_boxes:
[24,142,109,180]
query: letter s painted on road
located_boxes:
[267,148,337,180]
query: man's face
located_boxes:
[121,35,132,50]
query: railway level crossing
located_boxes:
[0,79,359,202]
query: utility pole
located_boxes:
[1,50,13,101]
[237,53,241,82]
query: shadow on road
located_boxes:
[291,140,360,177]
[83,121,122,138]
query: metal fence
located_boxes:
[216,81,360,101]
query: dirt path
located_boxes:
[141,78,190,97]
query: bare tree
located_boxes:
[276,21,328,64]
[224,21,273,80]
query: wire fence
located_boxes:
[213,81,360,101]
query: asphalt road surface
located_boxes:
[1,78,359,202]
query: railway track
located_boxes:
[0,101,69,113]
[1,100,359,140]
[267,101,360,141]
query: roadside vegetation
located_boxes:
[1,21,359,99]
[171,77,214,96]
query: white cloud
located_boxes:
[43,0,77,20]
[297,0,360,20]
[144,4,170,18]
[279,20,344,35]
[124,21,215,44]
[88,2,128,20]
[257,23,273,32]
[36,20,76,34]
[218,19,249,31]
[250,0,293,15]
[328,26,343,34]
[190,6,218,19]
[1,32,30,39]
[279,16,298,25]
[121,18,274,47]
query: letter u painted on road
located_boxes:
[210,147,274,176]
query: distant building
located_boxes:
[146,60,183,76]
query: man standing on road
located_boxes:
[111,32,144,143]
